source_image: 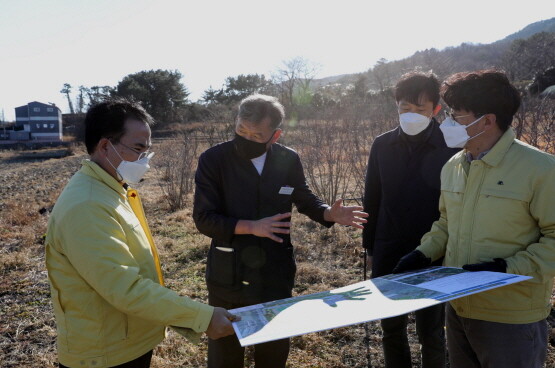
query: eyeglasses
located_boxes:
[116,141,153,160]
[444,111,471,123]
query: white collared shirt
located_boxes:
[251,152,267,175]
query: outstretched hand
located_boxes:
[206,307,240,340]
[323,287,373,307]
[341,286,373,300]
[325,199,369,229]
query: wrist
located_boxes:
[247,220,255,235]
[323,207,333,222]
[235,219,255,235]
[493,258,507,272]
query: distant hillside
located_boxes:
[311,74,361,89]
[312,17,555,91]
[311,74,353,88]
[502,17,555,42]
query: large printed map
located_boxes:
[230,267,530,346]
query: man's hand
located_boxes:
[250,213,291,243]
[206,307,240,340]
[392,250,432,274]
[462,258,507,273]
[324,199,369,229]
[323,287,373,307]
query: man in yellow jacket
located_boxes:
[46,98,237,368]
[393,70,555,368]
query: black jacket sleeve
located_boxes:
[362,140,381,254]
[193,150,238,243]
[290,153,334,228]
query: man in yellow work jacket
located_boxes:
[393,70,555,368]
[46,98,237,368]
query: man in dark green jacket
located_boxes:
[394,70,555,368]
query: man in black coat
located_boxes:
[193,94,368,368]
[362,71,460,368]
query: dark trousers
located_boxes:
[446,303,548,368]
[208,293,290,368]
[59,350,152,368]
[380,303,446,368]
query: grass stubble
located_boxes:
[1,145,553,367]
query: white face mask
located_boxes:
[399,112,431,136]
[439,115,485,148]
[108,142,154,184]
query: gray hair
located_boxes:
[237,94,285,129]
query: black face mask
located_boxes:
[233,132,274,159]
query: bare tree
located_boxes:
[514,94,555,154]
[76,86,86,113]
[273,57,319,115]
[294,120,356,205]
[502,32,555,82]
[156,134,201,211]
[200,121,235,148]
[370,58,392,93]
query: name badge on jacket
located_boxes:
[279,186,294,195]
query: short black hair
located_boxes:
[395,70,440,107]
[84,98,154,154]
[441,69,521,131]
[237,94,285,129]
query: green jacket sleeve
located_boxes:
[505,165,555,282]
[416,191,449,262]
[58,202,214,333]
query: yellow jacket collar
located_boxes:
[80,159,127,196]
[460,128,516,168]
[481,128,516,167]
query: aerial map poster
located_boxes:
[229,267,531,346]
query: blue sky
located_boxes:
[0,0,553,120]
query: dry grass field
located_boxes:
[1,136,554,367]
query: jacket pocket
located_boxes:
[102,302,128,344]
[472,280,533,312]
[206,245,237,288]
[441,185,465,223]
[477,188,532,240]
[475,243,522,263]
[66,293,103,354]
[441,182,465,193]
[480,188,530,202]
[50,286,69,350]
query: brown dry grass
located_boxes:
[1,139,554,368]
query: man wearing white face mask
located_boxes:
[46,98,237,368]
[105,140,154,184]
[393,70,555,368]
[439,113,486,149]
[362,71,459,368]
